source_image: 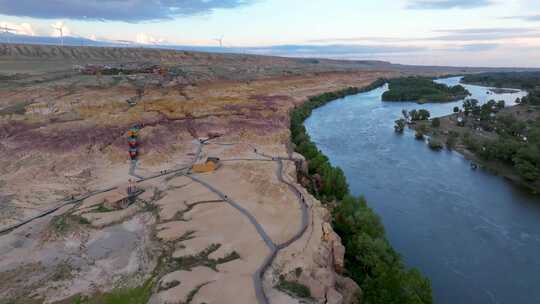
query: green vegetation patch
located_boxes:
[69,278,154,304]
[0,101,31,116]
[411,75,540,192]
[172,243,240,272]
[290,81,433,304]
[169,200,223,222]
[93,203,114,213]
[50,214,90,235]
[462,71,540,91]
[449,89,539,189]
[276,278,311,299]
[463,113,540,186]
[382,77,470,103]
[51,262,74,282]
[462,72,540,105]
[184,282,211,304]
[173,230,196,243]
[521,90,540,106]
[428,138,444,150]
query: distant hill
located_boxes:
[0,32,115,47]
[1,40,539,76]
[0,42,392,67]
[0,42,403,77]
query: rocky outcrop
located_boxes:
[336,276,362,304]
[267,156,361,304]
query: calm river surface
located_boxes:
[305,77,539,304]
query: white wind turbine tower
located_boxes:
[1,25,16,43]
[214,35,224,48]
[53,22,65,46]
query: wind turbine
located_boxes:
[1,25,16,43]
[214,35,224,48]
[53,23,65,46]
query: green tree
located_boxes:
[446,131,460,150]
[514,145,540,182]
[410,109,431,121]
[382,77,470,102]
[462,99,479,116]
[428,138,443,150]
[395,119,406,133]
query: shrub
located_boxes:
[277,279,311,298]
[446,131,460,149]
[395,119,406,133]
[415,125,427,140]
[431,118,441,128]
[72,278,154,304]
[428,138,443,150]
[410,109,431,121]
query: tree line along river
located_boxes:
[304,77,539,304]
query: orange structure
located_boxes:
[191,157,221,173]
[127,129,138,137]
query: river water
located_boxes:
[305,77,539,304]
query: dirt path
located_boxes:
[185,174,276,304]
[185,145,310,304]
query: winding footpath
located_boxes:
[186,174,276,304]
[188,145,310,304]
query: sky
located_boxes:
[0,0,539,67]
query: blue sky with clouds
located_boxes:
[0,0,539,67]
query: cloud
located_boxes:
[444,43,499,52]
[434,28,534,34]
[0,0,255,22]
[307,37,413,44]
[136,33,166,45]
[503,15,540,22]
[408,0,493,9]
[245,44,426,57]
[0,21,35,35]
[305,27,540,47]
[461,43,499,51]
[428,27,540,41]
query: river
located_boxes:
[304,77,539,304]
